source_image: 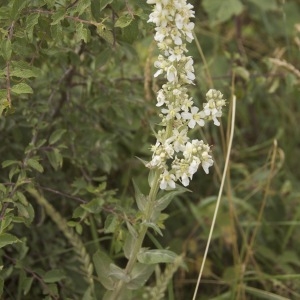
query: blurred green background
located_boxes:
[0,0,300,299]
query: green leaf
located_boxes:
[16,202,35,222]
[247,0,278,11]
[91,0,101,20]
[126,221,138,239]
[115,15,134,28]
[109,264,129,282]
[49,129,67,145]
[155,185,189,212]
[11,61,39,75]
[51,8,65,25]
[50,23,63,41]
[43,269,66,283]
[22,277,34,295]
[25,13,40,41]
[143,222,163,236]
[93,250,115,290]
[202,0,244,26]
[0,89,6,98]
[81,198,104,213]
[68,0,90,15]
[10,0,27,20]
[123,233,137,259]
[72,206,87,220]
[44,283,59,297]
[16,191,28,206]
[148,169,156,188]
[0,233,21,248]
[0,215,13,234]
[122,18,139,44]
[2,160,19,168]
[134,8,150,20]
[104,215,118,233]
[96,24,114,45]
[233,66,250,81]
[46,148,63,170]
[27,158,44,173]
[133,180,147,212]
[127,263,155,289]
[100,0,113,11]
[9,164,20,181]
[75,23,89,43]
[11,83,33,94]
[0,183,6,193]
[1,40,12,60]
[137,249,178,264]
[10,67,39,79]
[83,286,94,300]
[0,98,10,116]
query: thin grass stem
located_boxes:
[192,94,236,300]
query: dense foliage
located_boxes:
[0,0,300,299]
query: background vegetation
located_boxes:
[0,0,300,299]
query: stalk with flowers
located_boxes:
[106,0,226,299]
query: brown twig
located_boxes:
[5,21,15,107]
[27,9,99,26]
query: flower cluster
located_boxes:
[147,0,226,190]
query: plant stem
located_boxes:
[192,95,237,300]
[109,169,161,300]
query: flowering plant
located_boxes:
[107,1,226,299]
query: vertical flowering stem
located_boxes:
[110,0,225,298]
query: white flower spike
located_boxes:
[147,0,226,189]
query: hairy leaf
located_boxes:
[137,249,178,264]
[133,179,147,212]
[127,263,155,289]
[93,250,115,290]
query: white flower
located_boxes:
[166,128,189,152]
[151,141,161,153]
[201,151,214,174]
[168,47,184,62]
[155,26,169,42]
[180,96,194,111]
[203,99,222,126]
[181,172,190,186]
[184,58,195,81]
[189,157,200,175]
[182,22,194,42]
[147,155,162,168]
[156,89,166,106]
[181,106,205,128]
[183,141,194,159]
[166,65,177,82]
[175,13,184,29]
[163,141,174,158]
[161,104,181,120]
[160,170,176,189]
